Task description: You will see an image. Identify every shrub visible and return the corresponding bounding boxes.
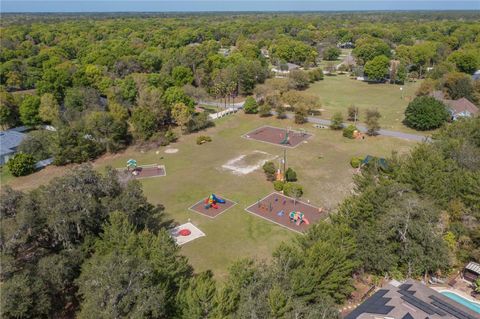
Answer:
[243,97,258,114]
[404,96,450,130]
[283,182,303,198]
[343,125,357,139]
[330,112,344,130]
[294,108,308,124]
[323,46,341,61]
[350,157,363,168]
[262,161,276,181]
[365,109,381,136]
[185,112,214,133]
[285,167,297,182]
[308,68,324,82]
[196,135,212,145]
[273,180,285,191]
[7,153,36,177]
[165,130,177,143]
[258,103,272,117]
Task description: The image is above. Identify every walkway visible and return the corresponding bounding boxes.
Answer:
[199,100,429,142]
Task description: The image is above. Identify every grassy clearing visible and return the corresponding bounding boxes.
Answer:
[305,74,424,133]
[5,113,415,278]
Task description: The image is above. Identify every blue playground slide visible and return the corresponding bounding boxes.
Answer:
[212,194,226,203]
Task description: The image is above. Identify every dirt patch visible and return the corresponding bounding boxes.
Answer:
[245,192,327,233]
[165,148,179,154]
[221,150,276,175]
[243,126,312,148]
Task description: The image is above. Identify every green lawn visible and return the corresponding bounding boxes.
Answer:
[305,74,424,133]
[5,113,415,279]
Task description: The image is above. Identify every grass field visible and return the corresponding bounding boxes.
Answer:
[4,113,415,279]
[305,74,423,133]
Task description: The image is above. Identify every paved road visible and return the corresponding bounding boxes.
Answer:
[284,114,429,142]
[200,100,429,142]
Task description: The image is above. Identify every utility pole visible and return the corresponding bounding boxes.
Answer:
[283,149,287,181]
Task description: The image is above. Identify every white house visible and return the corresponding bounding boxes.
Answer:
[0,129,27,165]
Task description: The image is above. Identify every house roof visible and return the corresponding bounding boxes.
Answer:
[444,98,479,116]
[430,91,479,116]
[0,129,26,156]
[465,261,480,275]
[344,279,479,319]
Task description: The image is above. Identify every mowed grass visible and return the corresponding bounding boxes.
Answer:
[305,74,423,133]
[5,113,415,279]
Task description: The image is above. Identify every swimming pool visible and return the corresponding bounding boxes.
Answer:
[440,291,480,314]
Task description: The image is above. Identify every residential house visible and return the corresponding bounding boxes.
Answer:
[344,279,479,319]
[271,62,300,76]
[472,70,480,81]
[463,262,480,283]
[0,129,27,165]
[431,91,479,120]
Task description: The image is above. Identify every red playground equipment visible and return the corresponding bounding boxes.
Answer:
[289,211,310,226]
[178,229,191,236]
[204,194,226,209]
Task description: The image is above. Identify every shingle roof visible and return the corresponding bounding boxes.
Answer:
[0,130,26,156]
[444,98,479,116]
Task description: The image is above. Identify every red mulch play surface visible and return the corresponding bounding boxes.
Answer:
[117,165,166,181]
[243,126,312,148]
[245,192,327,233]
[189,195,237,218]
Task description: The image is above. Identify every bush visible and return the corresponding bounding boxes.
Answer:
[323,46,341,61]
[196,135,212,145]
[330,112,344,130]
[308,68,324,82]
[165,130,177,143]
[7,153,36,177]
[350,157,363,168]
[343,125,357,139]
[283,182,303,198]
[273,180,285,191]
[285,167,297,182]
[258,103,272,117]
[185,112,214,133]
[404,96,450,130]
[243,97,258,114]
[294,108,308,124]
[262,161,276,181]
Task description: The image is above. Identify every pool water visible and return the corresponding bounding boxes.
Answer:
[441,291,480,314]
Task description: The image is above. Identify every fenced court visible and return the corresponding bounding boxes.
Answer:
[245,192,327,233]
[242,125,312,148]
[116,164,166,182]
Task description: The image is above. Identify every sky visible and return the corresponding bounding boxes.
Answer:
[1,0,479,13]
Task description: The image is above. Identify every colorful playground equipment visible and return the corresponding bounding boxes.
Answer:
[280,129,290,145]
[204,194,226,209]
[127,159,137,170]
[289,211,310,226]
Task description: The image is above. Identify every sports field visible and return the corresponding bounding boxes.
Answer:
[305,74,423,133]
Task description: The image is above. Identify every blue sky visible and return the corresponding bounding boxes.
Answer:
[1,1,479,13]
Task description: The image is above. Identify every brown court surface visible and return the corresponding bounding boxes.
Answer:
[117,164,166,181]
[189,195,237,218]
[245,192,327,233]
[243,126,312,148]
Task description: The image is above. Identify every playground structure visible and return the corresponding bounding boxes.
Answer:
[245,192,326,233]
[170,222,205,246]
[189,194,237,218]
[243,125,313,148]
[204,194,226,209]
[280,128,290,145]
[289,211,310,226]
